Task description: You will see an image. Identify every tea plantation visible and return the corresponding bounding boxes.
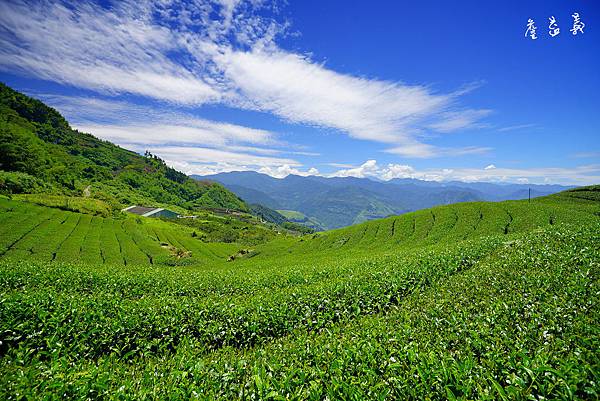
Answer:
[0,187,599,400]
[0,197,240,267]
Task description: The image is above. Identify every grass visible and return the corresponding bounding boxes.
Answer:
[277,210,306,220]
[12,193,113,217]
[277,209,325,231]
[0,188,598,399]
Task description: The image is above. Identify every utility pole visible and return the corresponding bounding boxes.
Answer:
[528,188,531,203]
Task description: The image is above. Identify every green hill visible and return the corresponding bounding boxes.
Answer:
[0,83,247,212]
[0,186,598,399]
[249,203,288,225]
[277,209,326,231]
[286,186,600,254]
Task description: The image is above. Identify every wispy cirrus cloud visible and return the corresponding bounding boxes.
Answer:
[0,1,220,103]
[215,48,488,146]
[145,146,298,167]
[77,123,274,148]
[0,0,491,158]
[497,123,538,132]
[427,109,492,133]
[571,151,600,159]
[42,95,278,147]
[385,143,491,158]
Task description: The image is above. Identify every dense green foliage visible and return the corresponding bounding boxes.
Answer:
[12,194,113,217]
[169,210,280,246]
[0,171,50,195]
[563,184,600,202]
[249,203,288,225]
[0,83,247,212]
[281,221,315,234]
[0,188,598,399]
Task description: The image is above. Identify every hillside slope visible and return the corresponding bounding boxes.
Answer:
[0,195,287,267]
[2,185,597,267]
[0,187,598,399]
[299,186,599,252]
[0,83,247,212]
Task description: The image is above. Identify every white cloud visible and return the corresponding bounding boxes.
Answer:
[165,160,252,177]
[484,164,496,170]
[329,160,379,178]
[217,49,487,144]
[94,122,310,177]
[572,151,600,159]
[331,160,421,180]
[0,0,492,158]
[168,160,320,178]
[258,165,320,179]
[380,164,419,181]
[146,145,300,176]
[39,94,315,176]
[289,151,321,157]
[187,159,600,184]
[497,123,537,132]
[152,146,297,166]
[77,122,275,148]
[42,93,316,153]
[43,95,274,145]
[327,163,355,168]
[428,109,492,133]
[385,143,491,158]
[0,1,219,104]
[330,160,600,185]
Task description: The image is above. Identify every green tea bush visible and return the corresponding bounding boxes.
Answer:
[0,189,598,399]
[0,171,49,194]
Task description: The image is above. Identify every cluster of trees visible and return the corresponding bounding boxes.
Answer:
[177,215,277,245]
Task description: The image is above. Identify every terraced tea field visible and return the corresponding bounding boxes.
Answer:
[0,187,599,400]
[0,198,238,266]
[2,189,597,267]
[304,197,594,252]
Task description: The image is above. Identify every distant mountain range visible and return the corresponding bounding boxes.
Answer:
[194,171,572,230]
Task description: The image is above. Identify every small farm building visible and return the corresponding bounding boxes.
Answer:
[122,206,179,218]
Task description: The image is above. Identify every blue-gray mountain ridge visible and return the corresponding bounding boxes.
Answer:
[195,171,571,230]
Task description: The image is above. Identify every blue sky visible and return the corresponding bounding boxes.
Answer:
[0,0,598,184]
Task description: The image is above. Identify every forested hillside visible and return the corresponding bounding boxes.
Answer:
[0,83,247,212]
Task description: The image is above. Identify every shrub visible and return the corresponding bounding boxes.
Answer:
[0,170,48,194]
